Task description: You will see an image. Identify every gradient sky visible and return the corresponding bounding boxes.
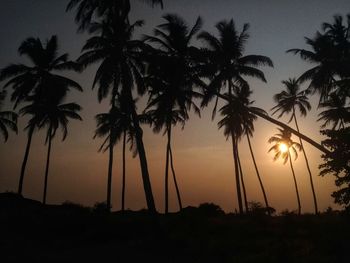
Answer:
[0,0,349,213]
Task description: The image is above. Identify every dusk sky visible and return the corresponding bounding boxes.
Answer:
[1,0,349,213]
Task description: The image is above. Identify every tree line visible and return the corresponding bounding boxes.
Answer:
[0,0,349,214]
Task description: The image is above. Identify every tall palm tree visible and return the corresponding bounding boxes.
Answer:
[78,16,156,212]
[0,90,17,142]
[20,99,82,205]
[94,97,132,211]
[144,14,203,213]
[318,92,350,130]
[0,36,82,195]
[268,128,302,215]
[271,78,318,214]
[199,19,273,214]
[238,86,270,211]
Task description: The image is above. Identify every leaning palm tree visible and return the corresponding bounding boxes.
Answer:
[0,90,17,142]
[20,99,82,205]
[318,92,350,130]
[144,14,203,213]
[198,19,273,214]
[271,78,318,214]
[94,97,132,211]
[78,16,156,212]
[268,128,302,215]
[0,36,82,195]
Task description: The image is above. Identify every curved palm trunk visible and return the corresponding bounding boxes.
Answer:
[293,111,318,214]
[231,133,243,214]
[169,145,183,211]
[18,125,35,195]
[288,151,301,215]
[121,129,126,211]
[246,134,270,210]
[106,133,114,211]
[237,146,248,213]
[164,125,171,214]
[43,128,53,205]
[212,91,329,154]
[127,91,156,213]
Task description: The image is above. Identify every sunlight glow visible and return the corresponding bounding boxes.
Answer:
[279,143,289,153]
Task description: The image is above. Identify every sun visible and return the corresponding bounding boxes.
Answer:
[279,142,289,153]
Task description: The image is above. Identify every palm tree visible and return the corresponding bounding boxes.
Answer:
[78,15,156,212]
[271,78,318,214]
[94,97,132,211]
[20,98,82,205]
[0,36,82,195]
[318,92,350,130]
[199,19,273,214]
[268,128,302,215]
[287,14,350,103]
[144,14,203,213]
[0,90,17,142]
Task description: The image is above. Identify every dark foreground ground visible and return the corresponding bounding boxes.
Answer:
[1,193,349,263]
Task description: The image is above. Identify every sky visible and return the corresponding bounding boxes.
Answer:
[0,0,349,213]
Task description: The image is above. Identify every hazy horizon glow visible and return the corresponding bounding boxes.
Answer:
[1,0,349,213]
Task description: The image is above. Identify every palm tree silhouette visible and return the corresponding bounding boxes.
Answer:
[287,14,350,103]
[0,91,17,142]
[66,0,163,32]
[94,97,132,211]
[144,14,203,213]
[20,98,82,205]
[268,128,302,215]
[78,14,157,212]
[0,36,82,195]
[318,92,350,130]
[199,19,273,214]
[271,78,318,214]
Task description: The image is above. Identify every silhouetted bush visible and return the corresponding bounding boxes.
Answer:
[248,201,276,216]
[197,203,225,217]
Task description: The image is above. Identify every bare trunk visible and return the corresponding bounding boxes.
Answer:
[169,145,183,211]
[246,134,269,210]
[293,110,318,214]
[231,133,243,214]
[121,129,126,211]
[164,125,171,214]
[106,133,114,211]
[236,145,248,213]
[289,151,301,215]
[18,125,35,195]
[127,91,156,213]
[43,128,52,205]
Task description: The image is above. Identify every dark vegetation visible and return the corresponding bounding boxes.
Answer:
[1,192,349,262]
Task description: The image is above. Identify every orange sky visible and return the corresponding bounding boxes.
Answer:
[0,0,347,213]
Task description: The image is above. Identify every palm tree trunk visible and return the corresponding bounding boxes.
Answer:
[212,90,329,154]
[106,133,114,211]
[164,125,171,214]
[236,146,249,213]
[246,134,270,210]
[293,111,318,214]
[288,151,301,215]
[18,125,35,195]
[127,91,156,213]
[169,145,183,211]
[121,129,126,211]
[43,128,52,205]
[231,133,243,214]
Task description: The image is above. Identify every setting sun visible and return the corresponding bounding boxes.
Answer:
[279,143,289,153]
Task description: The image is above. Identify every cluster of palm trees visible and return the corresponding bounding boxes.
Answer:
[0,0,348,213]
